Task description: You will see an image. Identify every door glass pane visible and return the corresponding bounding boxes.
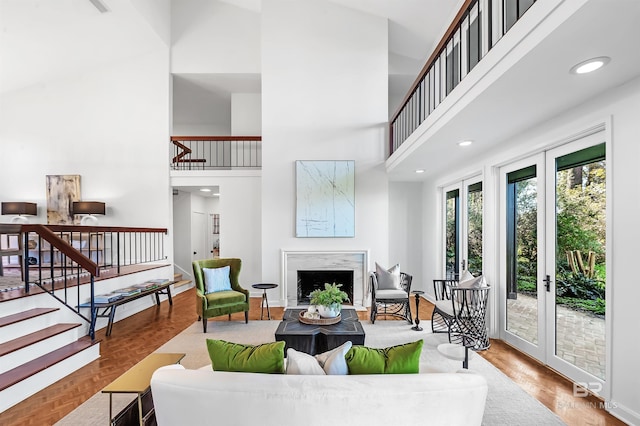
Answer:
[506,171,538,345]
[555,147,606,379]
[467,182,483,275]
[445,189,460,279]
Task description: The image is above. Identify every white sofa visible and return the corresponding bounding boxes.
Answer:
[150,365,488,426]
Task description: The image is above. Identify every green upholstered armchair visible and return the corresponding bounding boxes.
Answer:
[193,258,250,332]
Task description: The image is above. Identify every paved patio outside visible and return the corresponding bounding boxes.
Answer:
[507,293,605,379]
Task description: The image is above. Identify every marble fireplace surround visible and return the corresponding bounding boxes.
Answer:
[281,250,369,309]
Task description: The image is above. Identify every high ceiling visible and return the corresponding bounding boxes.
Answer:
[385,0,640,181]
[214,0,462,102]
[3,0,639,183]
[0,0,460,106]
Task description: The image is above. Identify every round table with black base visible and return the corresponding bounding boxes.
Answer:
[411,290,425,331]
[252,283,278,320]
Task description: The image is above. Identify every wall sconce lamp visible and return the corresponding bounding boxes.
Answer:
[1,202,38,223]
[72,201,106,225]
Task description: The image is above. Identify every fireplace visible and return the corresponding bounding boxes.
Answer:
[282,250,368,309]
[297,270,354,305]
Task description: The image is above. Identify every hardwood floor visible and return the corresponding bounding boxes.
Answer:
[0,288,625,425]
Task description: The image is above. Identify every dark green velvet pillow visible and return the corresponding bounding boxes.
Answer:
[345,339,423,374]
[206,339,285,374]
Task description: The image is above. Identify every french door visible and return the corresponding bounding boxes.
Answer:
[443,176,483,278]
[499,133,607,392]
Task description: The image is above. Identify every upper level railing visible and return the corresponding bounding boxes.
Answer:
[171,136,262,170]
[1,224,168,339]
[389,0,537,155]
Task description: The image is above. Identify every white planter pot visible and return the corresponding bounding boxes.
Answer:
[317,304,341,318]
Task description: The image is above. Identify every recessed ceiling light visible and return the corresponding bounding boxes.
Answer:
[213,193,220,197]
[570,56,610,75]
[458,140,473,147]
[200,188,211,192]
[415,169,425,174]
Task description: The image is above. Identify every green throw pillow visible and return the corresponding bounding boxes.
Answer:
[345,339,423,374]
[206,339,285,374]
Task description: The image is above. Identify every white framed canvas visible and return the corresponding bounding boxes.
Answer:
[296,160,355,238]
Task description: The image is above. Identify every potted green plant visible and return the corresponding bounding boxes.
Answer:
[309,282,349,318]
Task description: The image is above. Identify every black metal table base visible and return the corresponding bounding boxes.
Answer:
[411,290,425,331]
[252,283,278,320]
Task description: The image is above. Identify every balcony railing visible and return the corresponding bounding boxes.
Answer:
[171,136,262,170]
[3,224,168,339]
[390,0,537,154]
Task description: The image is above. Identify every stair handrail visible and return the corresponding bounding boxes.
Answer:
[172,139,194,164]
[22,224,99,277]
[21,224,100,339]
[4,224,168,340]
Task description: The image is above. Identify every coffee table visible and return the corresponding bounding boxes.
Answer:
[275,308,365,355]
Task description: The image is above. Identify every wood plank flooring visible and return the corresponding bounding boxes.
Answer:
[0,288,624,425]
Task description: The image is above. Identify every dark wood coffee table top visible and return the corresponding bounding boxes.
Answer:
[275,308,365,355]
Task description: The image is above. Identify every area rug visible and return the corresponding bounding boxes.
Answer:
[0,276,24,292]
[57,319,566,425]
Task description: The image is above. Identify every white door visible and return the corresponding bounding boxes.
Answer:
[191,211,208,262]
[499,132,607,394]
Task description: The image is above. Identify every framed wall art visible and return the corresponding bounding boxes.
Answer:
[46,175,81,225]
[295,160,355,238]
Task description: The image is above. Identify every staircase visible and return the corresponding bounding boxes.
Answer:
[0,269,190,413]
[0,295,100,413]
[173,272,191,289]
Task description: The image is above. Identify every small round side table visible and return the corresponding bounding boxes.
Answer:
[252,283,278,320]
[411,290,425,331]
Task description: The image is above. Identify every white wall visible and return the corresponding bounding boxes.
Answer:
[421,75,640,423]
[171,0,261,74]
[131,0,171,45]
[0,50,171,229]
[389,182,424,291]
[231,93,261,135]
[0,39,175,342]
[172,191,192,278]
[172,123,230,136]
[261,0,389,305]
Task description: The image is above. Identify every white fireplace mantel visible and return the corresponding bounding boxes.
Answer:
[281,250,369,310]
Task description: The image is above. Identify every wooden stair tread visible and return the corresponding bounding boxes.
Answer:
[0,308,59,328]
[0,323,81,357]
[173,279,191,288]
[0,336,97,392]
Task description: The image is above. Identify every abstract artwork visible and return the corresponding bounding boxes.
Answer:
[296,160,355,238]
[46,175,81,225]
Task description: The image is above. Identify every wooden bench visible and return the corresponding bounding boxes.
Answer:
[79,280,173,337]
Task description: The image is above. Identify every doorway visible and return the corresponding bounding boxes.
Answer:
[443,176,484,279]
[499,133,607,393]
